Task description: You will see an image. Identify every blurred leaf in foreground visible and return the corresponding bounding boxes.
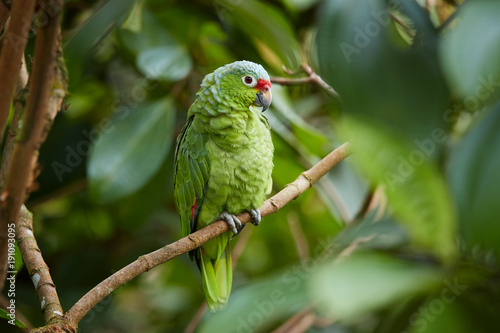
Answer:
[309,252,441,322]
[339,117,456,262]
[440,0,500,102]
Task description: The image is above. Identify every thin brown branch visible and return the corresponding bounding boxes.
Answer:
[63,142,351,328]
[17,206,64,324]
[0,0,36,143]
[390,12,416,38]
[0,0,64,292]
[272,64,340,97]
[272,306,315,333]
[287,212,309,260]
[183,303,207,333]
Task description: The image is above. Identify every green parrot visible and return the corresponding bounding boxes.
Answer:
[174,61,274,311]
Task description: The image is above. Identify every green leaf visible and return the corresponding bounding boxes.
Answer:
[440,0,500,101]
[137,45,192,81]
[316,0,450,141]
[339,117,456,261]
[217,0,301,70]
[0,308,27,328]
[88,98,175,203]
[448,105,500,259]
[309,253,441,322]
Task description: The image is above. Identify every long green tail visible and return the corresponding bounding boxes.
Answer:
[199,244,232,312]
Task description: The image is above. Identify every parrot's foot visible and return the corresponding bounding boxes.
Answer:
[218,211,242,235]
[249,208,261,226]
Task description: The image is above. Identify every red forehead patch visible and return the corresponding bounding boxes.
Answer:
[256,79,271,91]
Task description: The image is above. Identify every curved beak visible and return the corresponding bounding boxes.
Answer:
[254,88,272,112]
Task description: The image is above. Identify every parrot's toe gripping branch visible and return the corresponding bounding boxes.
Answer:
[219,211,242,235]
[249,208,261,226]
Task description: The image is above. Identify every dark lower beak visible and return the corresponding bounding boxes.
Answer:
[255,89,272,112]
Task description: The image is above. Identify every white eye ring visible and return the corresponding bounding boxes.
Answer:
[242,75,257,87]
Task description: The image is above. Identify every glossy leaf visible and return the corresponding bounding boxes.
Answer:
[88,98,175,203]
[137,46,192,81]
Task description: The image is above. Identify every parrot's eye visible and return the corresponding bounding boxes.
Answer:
[242,75,257,87]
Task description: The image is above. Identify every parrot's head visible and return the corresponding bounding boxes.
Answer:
[214,60,272,112]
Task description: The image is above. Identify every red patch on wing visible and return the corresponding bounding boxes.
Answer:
[191,198,198,219]
[256,78,271,91]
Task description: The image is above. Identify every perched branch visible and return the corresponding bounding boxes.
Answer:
[63,142,351,328]
[272,64,339,97]
[17,206,64,324]
[0,0,64,291]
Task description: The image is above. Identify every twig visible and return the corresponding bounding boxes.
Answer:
[63,142,351,328]
[231,225,253,268]
[0,0,63,292]
[390,12,416,38]
[272,64,339,97]
[365,185,387,221]
[17,206,64,324]
[287,212,309,260]
[271,306,315,333]
[0,0,36,144]
[183,303,207,333]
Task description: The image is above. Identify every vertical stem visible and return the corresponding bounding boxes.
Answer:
[0,55,28,188]
[0,0,36,140]
[0,0,63,290]
[0,0,36,290]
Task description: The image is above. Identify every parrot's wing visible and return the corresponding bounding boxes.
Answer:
[174,116,210,237]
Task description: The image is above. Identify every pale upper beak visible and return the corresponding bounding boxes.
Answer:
[255,86,272,111]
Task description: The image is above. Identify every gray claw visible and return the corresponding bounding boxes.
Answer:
[249,208,261,226]
[218,211,242,235]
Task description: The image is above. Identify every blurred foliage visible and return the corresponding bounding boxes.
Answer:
[2,0,500,332]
